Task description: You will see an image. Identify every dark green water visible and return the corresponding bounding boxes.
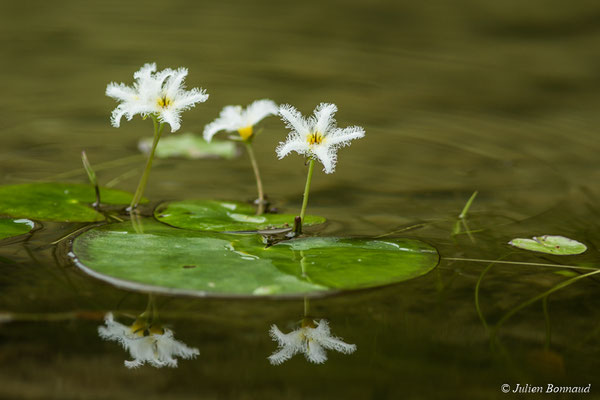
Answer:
[2,0,600,398]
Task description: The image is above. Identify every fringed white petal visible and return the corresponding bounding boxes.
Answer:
[172,87,209,111]
[203,120,229,142]
[268,345,298,365]
[314,103,338,136]
[133,63,157,80]
[306,341,328,364]
[311,145,336,174]
[279,104,309,136]
[320,336,357,354]
[269,324,293,346]
[164,67,188,99]
[158,108,182,132]
[327,126,365,147]
[106,83,137,102]
[276,135,310,159]
[124,359,143,369]
[246,99,278,126]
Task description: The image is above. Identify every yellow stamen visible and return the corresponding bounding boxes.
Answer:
[157,96,172,108]
[307,132,323,145]
[238,126,253,141]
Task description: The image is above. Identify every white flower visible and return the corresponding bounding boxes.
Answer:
[268,319,356,365]
[106,62,209,132]
[98,313,199,368]
[276,103,365,173]
[203,99,279,142]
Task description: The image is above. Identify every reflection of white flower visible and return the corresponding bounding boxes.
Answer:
[276,103,365,173]
[98,313,199,368]
[203,99,278,142]
[106,62,209,132]
[268,319,356,365]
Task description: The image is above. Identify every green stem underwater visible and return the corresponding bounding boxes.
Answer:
[298,158,315,234]
[129,117,164,210]
[245,142,266,215]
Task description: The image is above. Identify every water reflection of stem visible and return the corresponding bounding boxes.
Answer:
[474,261,496,333]
[245,142,265,215]
[542,296,551,350]
[130,117,164,210]
[130,210,144,234]
[298,158,315,234]
[490,269,600,342]
[304,297,310,317]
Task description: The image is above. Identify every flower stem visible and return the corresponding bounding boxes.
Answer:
[245,142,265,215]
[129,117,164,210]
[298,158,315,234]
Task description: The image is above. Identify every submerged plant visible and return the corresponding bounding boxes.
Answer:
[106,62,209,209]
[276,103,365,233]
[268,318,356,365]
[203,99,279,215]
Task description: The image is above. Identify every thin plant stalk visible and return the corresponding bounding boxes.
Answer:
[245,142,266,215]
[459,190,478,219]
[298,158,315,234]
[130,117,165,210]
[81,151,100,208]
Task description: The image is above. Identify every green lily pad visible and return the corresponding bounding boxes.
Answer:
[508,235,587,255]
[139,133,238,160]
[244,236,440,290]
[0,183,142,222]
[71,219,439,297]
[155,200,325,232]
[0,218,34,240]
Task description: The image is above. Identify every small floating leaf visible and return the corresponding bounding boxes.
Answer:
[508,235,587,255]
[138,133,238,160]
[0,218,34,240]
[71,219,439,297]
[155,200,325,232]
[0,183,142,222]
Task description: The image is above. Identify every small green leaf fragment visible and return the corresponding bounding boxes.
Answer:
[509,235,587,255]
[138,133,238,160]
[155,200,326,232]
[0,218,34,240]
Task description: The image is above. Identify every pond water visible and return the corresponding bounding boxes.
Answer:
[2,0,600,398]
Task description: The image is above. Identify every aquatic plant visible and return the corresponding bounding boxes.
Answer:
[203,99,279,215]
[106,62,209,209]
[277,103,364,233]
[268,318,356,364]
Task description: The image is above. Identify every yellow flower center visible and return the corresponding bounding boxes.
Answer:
[307,132,323,145]
[157,96,172,108]
[238,126,254,141]
[130,319,165,337]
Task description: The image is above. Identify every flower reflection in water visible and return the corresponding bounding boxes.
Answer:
[98,297,199,368]
[268,297,356,365]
